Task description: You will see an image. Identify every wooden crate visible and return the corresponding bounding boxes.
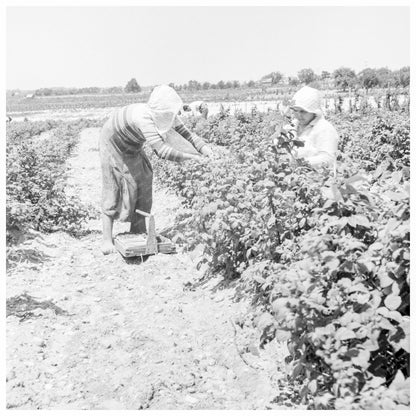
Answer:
[114,209,176,258]
[114,233,176,257]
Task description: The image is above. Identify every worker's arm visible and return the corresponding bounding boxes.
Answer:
[140,120,201,162]
[295,128,338,167]
[173,117,213,158]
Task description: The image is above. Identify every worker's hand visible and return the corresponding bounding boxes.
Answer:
[187,153,203,162]
[200,146,214,159]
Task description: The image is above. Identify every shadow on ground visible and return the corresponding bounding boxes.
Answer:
[6,293,70,322]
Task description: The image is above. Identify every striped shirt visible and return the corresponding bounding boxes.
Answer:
[110,104,207,162]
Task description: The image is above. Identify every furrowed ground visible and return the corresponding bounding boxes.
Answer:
[6,125,294,410]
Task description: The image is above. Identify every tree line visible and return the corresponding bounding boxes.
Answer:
[22,66,409,97]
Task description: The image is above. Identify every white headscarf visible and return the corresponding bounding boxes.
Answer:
[147,85,183,137]
[290,86,323,117]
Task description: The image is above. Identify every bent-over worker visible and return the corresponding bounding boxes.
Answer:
[99,85,213,254]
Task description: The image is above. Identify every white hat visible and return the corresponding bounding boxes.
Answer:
[147,85,183,136]
[290,86,322,115]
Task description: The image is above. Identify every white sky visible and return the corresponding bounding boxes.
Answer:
[5,4,412,89]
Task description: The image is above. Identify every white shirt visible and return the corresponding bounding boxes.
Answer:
[293,115,339,172]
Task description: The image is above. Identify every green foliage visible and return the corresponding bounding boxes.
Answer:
[393,66,410,88]
[6,120,96,244]
[261,71,284,84]
[297,68,317,85]
[152,105,409,409]
[358,68,379,91]
[333,67,357,91]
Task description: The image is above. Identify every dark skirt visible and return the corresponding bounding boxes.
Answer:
[99,119,153,222]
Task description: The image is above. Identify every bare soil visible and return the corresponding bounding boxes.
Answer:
[6,128,293,410]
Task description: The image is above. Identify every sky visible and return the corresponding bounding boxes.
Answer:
[5,4,411,90]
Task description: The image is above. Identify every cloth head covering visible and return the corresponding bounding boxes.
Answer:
[290,86,322,116]
[147,85,183,136]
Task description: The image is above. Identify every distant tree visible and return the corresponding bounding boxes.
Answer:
[79,87,100,94]
[288,76,300,87]
[261,71,283,84]
[298,68,317,85]
[168,82,176,89]
[187,80,201,90]
[375,67,394,88]
[202,82,211,90]
[35,88,53,96]
[393,66,410,87]
[225,81,233,89]
[333,67,357,91]
[217,80,226,89]
[358,68,379,91]
[125,78,141,93]
[232,80,240,88]
[247,80,256,87]
[105,86,123,94]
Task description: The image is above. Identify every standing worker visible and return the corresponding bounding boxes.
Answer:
[183,101,209,119]
[99,85,213,255]
[289,86,339,174]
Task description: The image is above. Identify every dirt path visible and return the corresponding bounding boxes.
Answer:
[6,128,290,410]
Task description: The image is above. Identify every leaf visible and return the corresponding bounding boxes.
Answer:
[377,306,390,318]
[347,217,357,228]
[348,283,368,293]
[331,184,343,202]
[272,298,289,313]
[390,370,406,390]
[299,384,308,399]
[391,171,402,184]
[385,191,408,201]
[370,242,384,251]
[378,274,394,288]
[308,379,318,394]
[322,250,336,261]
[340,261,354,273]
[354,292,370,304]
[391,281,400,295]
[274,329,291,342]
[378,317,396,331]
[262,179,275,188]
[345,174,367,185]
[387,310,403,323]
[357,260,375,274]
[346,241,366,251]
[399,318,410,353]
[367,377,385,389]
[345,349,359,358]
[325,258,340,271]
[337,278,352,288]
[384,294,401,311]
[256,312,274,331]
[292,362,303,378]
[351,349,371,369]
[336,327,356,341]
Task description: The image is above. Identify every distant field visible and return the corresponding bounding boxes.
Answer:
[6,86,409,122]
[5,86,313,113]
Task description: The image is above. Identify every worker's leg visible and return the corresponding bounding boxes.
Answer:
[101,213,115,254]
[130,212,147,234]
[130,154,153,234]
